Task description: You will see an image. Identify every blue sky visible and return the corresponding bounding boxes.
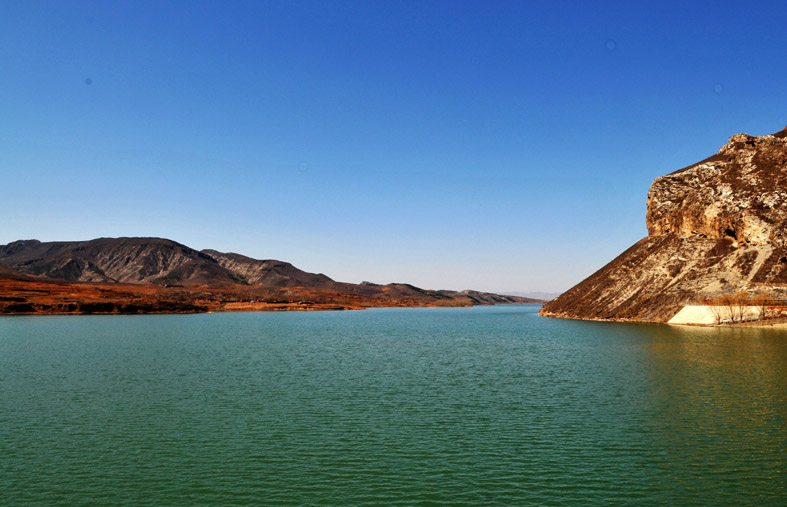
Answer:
[2,0,786,293]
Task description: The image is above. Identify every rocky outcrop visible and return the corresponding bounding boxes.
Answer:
[646,131,787,245]
[540,127,787,323]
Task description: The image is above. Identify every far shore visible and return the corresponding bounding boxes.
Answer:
[0,275,544,316]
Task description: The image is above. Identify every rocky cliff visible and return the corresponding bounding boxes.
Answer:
[540,127,787,322]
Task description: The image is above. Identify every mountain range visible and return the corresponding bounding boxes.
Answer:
[0,237,541,313]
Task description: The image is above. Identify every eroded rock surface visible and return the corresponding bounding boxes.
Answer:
[541,127,787,322]
[202,249,337,288]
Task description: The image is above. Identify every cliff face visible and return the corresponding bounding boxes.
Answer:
[540,128,787,323]
[646,131,787,245]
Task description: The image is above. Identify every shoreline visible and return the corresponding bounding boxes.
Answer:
[538,308,787,328]
[669,319,787,329]
[0,300,541,316]
[0,275,542,316]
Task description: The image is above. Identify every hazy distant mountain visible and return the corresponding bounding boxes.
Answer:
[503,291,561,301]
[438,290,546,305]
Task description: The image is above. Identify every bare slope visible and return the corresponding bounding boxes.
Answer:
[202,249,337,288]
[540,128,787,323]
[0,261,42,281]
[0,237,239,285]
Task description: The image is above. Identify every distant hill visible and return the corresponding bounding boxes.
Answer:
[0,237,239,285]
[503,291,561,301]
[0,237,538,308]
[437,289,545,305]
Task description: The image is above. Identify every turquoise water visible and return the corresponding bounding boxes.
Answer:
[1,305,785,505]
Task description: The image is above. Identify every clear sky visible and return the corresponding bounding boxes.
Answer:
[2,0,786,293]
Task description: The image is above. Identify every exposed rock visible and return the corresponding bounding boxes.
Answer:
[202,249,337,288]
[451,289,538,305]
[0,237,238,285]
[540,127,787,323]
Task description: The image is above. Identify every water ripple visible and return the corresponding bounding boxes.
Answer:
[1,308,785,504]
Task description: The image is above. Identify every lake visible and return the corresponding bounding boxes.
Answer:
[1,305,785,505]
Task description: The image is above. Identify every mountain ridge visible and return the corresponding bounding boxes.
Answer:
[0,237,542,313]
[0,237,240,285]
[201,248,338,289]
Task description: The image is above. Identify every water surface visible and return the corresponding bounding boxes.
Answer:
[1,306,785,504]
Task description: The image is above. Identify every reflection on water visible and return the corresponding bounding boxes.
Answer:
[0,308,785,505]
[634,325,787,503]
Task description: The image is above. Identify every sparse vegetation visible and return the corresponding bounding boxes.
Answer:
[0,274,529,315]
[700,295,725,324]
[701,290,780,324]
[430,297,473,307]
[753,293,770,319]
